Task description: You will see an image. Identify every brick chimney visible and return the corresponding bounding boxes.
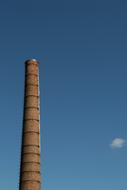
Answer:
[19,59,41,190]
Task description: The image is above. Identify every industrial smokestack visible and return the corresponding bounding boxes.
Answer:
[19,59,41,190]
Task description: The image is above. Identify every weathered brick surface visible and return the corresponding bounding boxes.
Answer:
[22,154,40,163]
[24,108,39,120]
[25,98,39,108]
[22,162,40,172]
[21,182,40,190]
[25,86,39,96]
[19,60,41,190]
[23,120,40,132]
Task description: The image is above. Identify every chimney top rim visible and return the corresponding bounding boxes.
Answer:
[25,59,39,64]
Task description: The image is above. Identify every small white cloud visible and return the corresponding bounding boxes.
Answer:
[110,138,126,149]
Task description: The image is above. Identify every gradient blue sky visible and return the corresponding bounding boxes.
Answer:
[0,0,127,189]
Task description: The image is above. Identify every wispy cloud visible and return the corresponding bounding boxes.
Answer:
[110,138,126,149]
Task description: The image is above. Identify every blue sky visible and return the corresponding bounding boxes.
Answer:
[0,0,127,190]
